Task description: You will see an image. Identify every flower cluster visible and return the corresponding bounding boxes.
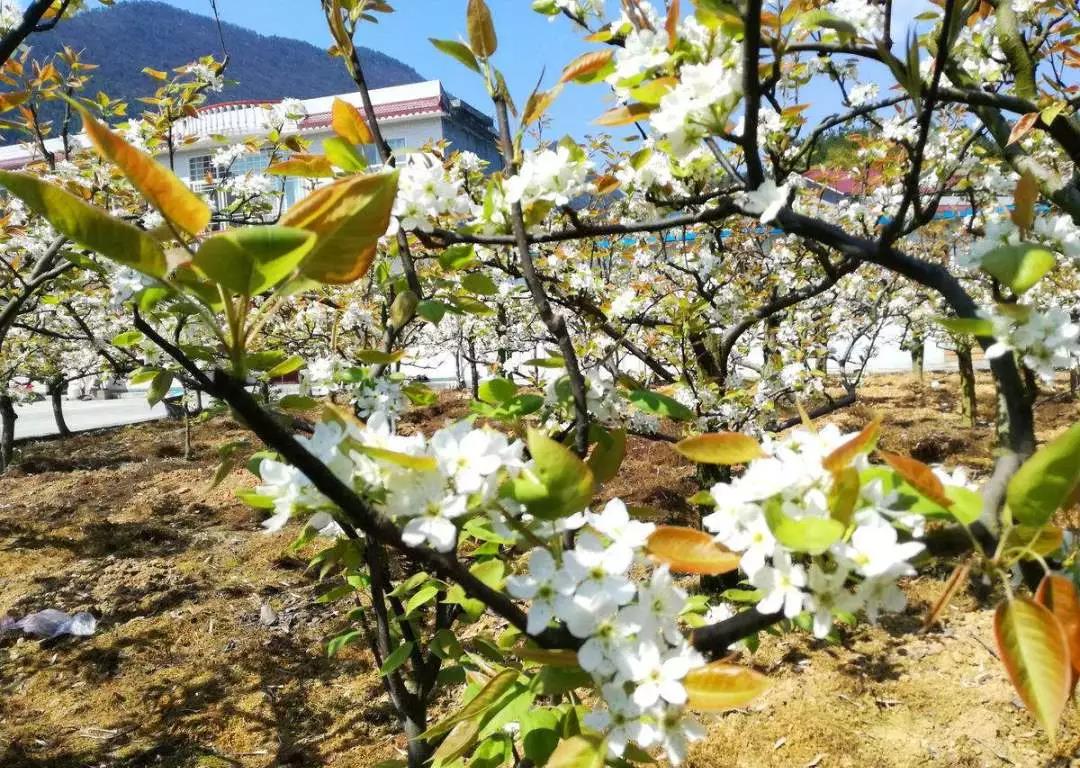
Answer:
[393,153,476,232]
[257,412,523,552]
[505,144,594,208]
[704,425,927,637]
[982,305,1080,382]
[508,499,706,763]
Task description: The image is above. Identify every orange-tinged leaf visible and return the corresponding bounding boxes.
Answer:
[994,597,1071,740]
[0,91,28,112]
[331,98,373,145]
[559,50,613,83]
[76,104,210,236]
[594,174,620,195]
[823,417,881,473]
[666,0,680,51]
[685,662,771,712]
[922,559,971,631]
[1004,524,1065,558]
[1011,170,1039,233]
[878,450,952,508]
[522,85,562,127]
[281,171,398,284]
[1035,574,1080,681]
[267,154,335,178]
[594,102,654,126]
[1008,112,1039,147]
[646,526,740,575]
[674,432,766,465]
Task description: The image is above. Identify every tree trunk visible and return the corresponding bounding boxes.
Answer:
[467,336,479,400]
[1071,367,1078,400]
[497,304,510,378]
[910,332,925,382]
[50,377,71,437]
[0,394,16,472]
[403,713,431,768]
[957,342,977,428]
[182,384,193,461]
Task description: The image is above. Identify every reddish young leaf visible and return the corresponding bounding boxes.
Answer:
[665,0,680,51]
[994,597,1071,740]
[1007,111,1039,147]
[646,526,740,575]
[1035,574,1080,682]
[559,50,613,84]
[594,102,654,126]
[823,417,881,473]
[878,450,953,508]
[685,662,771,712]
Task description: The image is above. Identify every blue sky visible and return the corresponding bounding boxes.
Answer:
[140,0,932,142]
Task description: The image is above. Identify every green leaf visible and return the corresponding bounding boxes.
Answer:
[432,719,479,767]
[478,377,517,404]
[405,584,440,616]
[545,734,606,768]
[266,355,305,379]
[945,484,984,526]
[327,629,364,657]
[764,503,845,555]
[430,38,482,73]
[379,641,414,676]
[354,349,404,365]
[193,226,315,296]
[417,299,451,325]
[278,394,319,412]
[980,244,1057,295]
[461,272,498,295]
[587,427,626,485]
[147,370,174,406]
[935,316,995,337]
[1007,423,1080,527]
[522,356,565,369]
[438,244,477,270]
[323,136,368,172]
[111,330,144,348]
[421,669,520,740]
[0,171,166,278]
[627,389,694,421]
[469,559,505,590]
[510,429,594,520]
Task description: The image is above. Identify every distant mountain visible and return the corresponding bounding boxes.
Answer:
[25,0,423,109]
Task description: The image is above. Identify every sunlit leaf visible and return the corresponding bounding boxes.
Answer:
[430,38,482,73]
[674,432,766,465]
[980,243,1056,295]
[1007,423,1080,527]
[627,389,694,421]
[545,734,606,768]
[267,154,335,178]
[764,504,845,555]
[823,417,881,473]
[77,104,210,236]
[510,429,595,520]
[331,97,374,144]
[994,597,1071,740]
[420,668,519,740]
[193,226,314,295]
[0,171,166,278]
[281,171,399,284]
[587,427,626,485]
[467,0,497,58]
[685,662,771,712]
[1035,574,1080,681]
[646,526,740,575]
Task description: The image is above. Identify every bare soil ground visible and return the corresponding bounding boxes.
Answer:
[0,374,1077,768]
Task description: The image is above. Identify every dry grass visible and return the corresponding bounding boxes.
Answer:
[0,374,1077,767]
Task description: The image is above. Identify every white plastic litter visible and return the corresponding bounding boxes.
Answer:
[0,609,97,639]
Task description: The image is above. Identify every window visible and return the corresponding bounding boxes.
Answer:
[362,137,408,166]
[188,155,214,188]
[229,151,271,176]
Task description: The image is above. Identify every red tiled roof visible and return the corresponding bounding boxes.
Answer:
[299,95,446,130]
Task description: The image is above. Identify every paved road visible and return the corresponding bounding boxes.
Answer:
[14,397,167,440]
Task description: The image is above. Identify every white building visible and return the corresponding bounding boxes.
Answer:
[0,79,502,203]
